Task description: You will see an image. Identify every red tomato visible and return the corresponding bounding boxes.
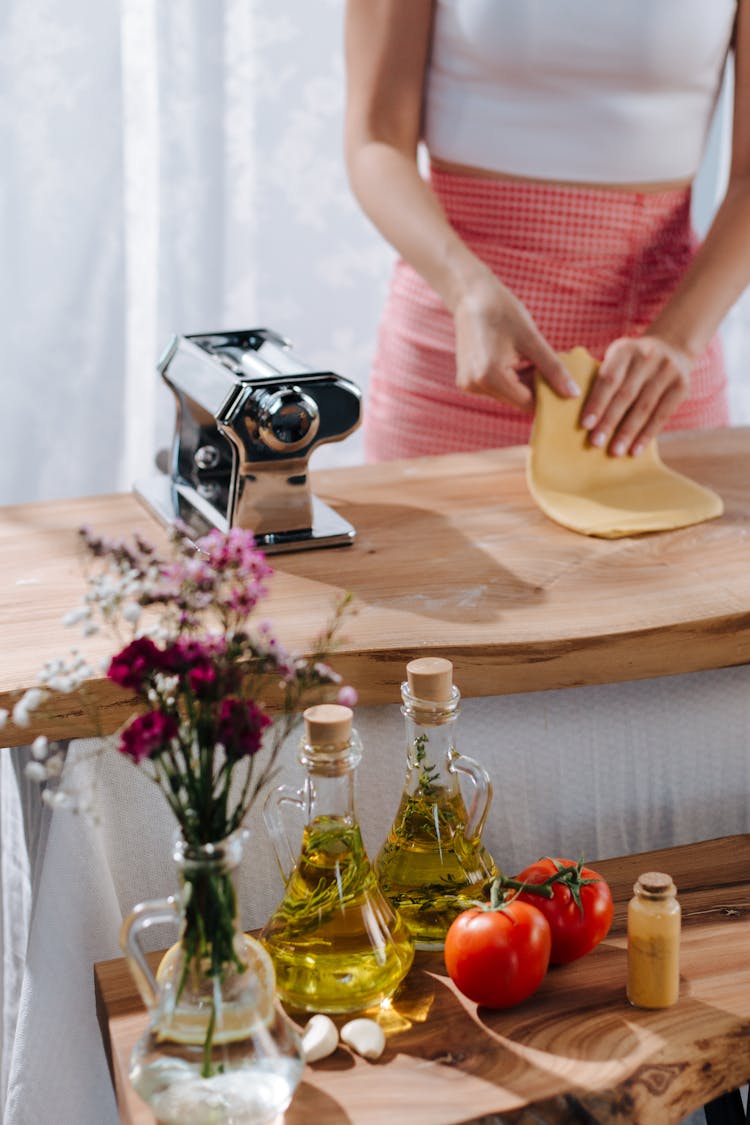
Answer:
[444,900,551,1009]
[513,858,614,964]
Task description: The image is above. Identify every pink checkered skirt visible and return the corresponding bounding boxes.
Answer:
[364,165,729,461]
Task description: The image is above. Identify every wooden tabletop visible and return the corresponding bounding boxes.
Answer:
[94,834,750,1125]
[3,428,750,746]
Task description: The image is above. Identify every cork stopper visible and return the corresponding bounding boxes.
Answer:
[635,871,677,898]
[303,704,352,749]
[406,657,454,702]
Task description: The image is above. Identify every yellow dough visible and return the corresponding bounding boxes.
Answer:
[526,346,724,538]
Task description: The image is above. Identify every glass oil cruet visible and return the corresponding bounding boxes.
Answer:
[376,657,497,949]
[260,703,414,1013]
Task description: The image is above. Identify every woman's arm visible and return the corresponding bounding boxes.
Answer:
[344,0,578,411]
[583,0,750,456]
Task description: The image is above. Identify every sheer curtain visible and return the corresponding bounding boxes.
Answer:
[1,2,748,509]
[0,0,393,510]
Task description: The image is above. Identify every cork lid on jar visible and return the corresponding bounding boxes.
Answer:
[303,704,352,749]
[635,871,677,898]
[406,657,454,702]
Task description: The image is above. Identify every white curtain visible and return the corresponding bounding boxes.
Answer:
[0,0,394,508]
[2,2,749,509]
[2,4,748,512]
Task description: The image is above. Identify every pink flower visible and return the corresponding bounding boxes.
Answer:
[314,661,341,684]
[337,685,358,708]
[118,711,178,763]
[196,529,273,615]
[217,698,271,759]
[108,637,168,691]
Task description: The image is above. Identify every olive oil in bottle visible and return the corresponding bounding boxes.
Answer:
[376,658,497,949]
[260,704,413,1014]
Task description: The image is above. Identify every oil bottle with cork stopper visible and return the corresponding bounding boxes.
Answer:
[260,703,414,1013]
[375,657,497,949]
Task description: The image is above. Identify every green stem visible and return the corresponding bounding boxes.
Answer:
[488,860,600,912]
[202,997,217,1079]
[493,874,555,900]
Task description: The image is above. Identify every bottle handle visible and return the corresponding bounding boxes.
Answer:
[119,896,180,1012]
[450,754,493,842]
[263,783,305,884]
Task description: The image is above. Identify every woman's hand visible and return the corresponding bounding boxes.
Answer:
[582,335,693,456]
[453,276,580,411]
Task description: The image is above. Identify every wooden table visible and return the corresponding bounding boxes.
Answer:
[95,834,750,1125]
[3,428,750,747]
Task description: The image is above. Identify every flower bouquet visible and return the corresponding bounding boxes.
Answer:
[14,523,354,1123]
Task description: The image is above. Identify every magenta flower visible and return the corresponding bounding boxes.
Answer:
[187,662,217,696]
[118,711,178,763]
[217,698,271,759]
[168,637,226,666]
[164,638,224,697]
[108,637,168,691]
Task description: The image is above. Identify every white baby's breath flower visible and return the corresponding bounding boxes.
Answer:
[21,688,45,711]
[62,606,91,627]
[31,735,49,759]
[13,687,48,725]
[24,761,49,782]
[40,658,64,675]
[42,789,74,809]
[48,676,73,693]
[44,753,65,777]
[154,673,179,695]
[12,704,29,727]
[82,622,100,637]
[122,602,141,625]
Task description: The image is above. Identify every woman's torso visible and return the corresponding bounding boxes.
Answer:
[424,0,737,186]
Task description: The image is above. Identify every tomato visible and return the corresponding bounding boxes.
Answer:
[444,900,551,1009]
[513,857,614,964]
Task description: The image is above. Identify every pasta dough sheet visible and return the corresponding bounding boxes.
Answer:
[527,347,724,538]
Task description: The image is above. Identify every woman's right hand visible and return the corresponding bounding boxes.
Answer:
[453,275,580,411]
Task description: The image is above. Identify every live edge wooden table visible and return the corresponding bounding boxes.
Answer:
[94,834,750,1125]
[2,426,750,744]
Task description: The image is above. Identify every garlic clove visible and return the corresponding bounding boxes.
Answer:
[340,1018,386,1060]
[301,1014,339,1063]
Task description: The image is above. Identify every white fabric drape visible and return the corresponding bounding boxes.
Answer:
[1,0,394,509]
[2,2,748,512]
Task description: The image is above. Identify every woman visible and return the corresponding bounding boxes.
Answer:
[344,1,750,461]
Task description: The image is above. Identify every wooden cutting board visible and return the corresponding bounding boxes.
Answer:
[1,427,749,747]
[94,835,750,1125]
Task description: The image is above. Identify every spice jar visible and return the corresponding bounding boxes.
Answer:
[627,871,681,1008]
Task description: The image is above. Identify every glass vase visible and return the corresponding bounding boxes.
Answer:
[121,828,304,1125]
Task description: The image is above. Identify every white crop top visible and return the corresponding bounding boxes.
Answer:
[424,0,737,184]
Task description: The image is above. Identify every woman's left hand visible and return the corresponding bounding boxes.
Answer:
[581,335,693,456]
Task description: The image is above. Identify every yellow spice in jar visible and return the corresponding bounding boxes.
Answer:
[627,871,681,1009]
